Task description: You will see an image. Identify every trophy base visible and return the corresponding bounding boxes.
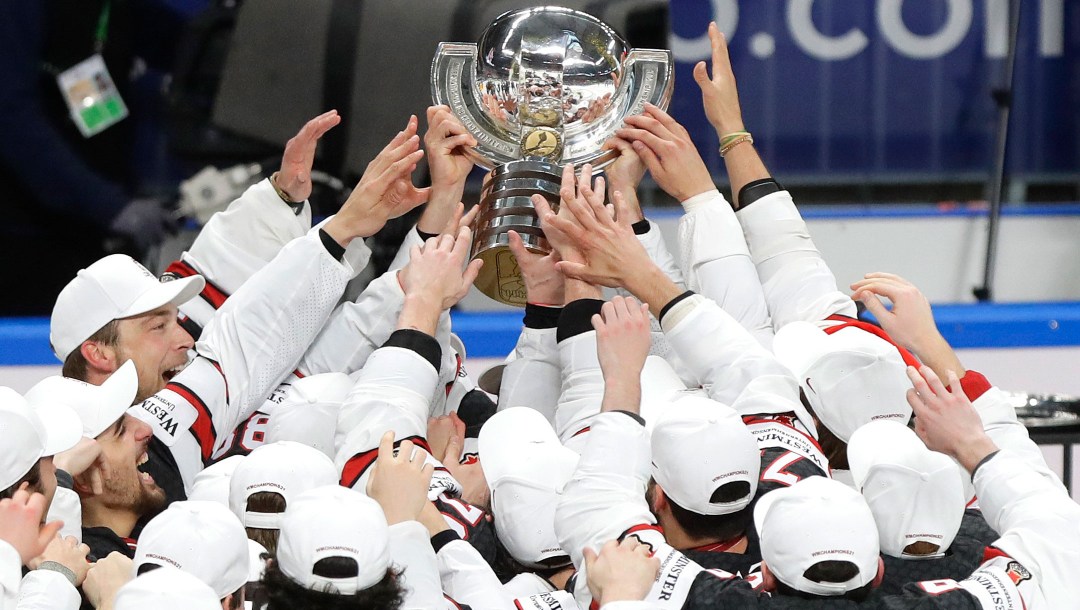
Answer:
[470,159,561,306]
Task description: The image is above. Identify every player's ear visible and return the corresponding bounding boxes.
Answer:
[871,556,885,588]
[649,485,668,513]
[760,562,777,592]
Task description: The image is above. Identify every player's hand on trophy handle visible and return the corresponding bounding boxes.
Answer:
[325,116,428,244]
[508,229,564,306]
[425,105,476,189]
[617,105,715,203]
[905,366,997,473]
[694,22,746,136]
[274,109,341,203]
[600,137,646,223]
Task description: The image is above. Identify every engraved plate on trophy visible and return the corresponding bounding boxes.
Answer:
[432,6,673,306]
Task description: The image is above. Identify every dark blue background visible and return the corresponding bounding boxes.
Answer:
[668,0,1079,180]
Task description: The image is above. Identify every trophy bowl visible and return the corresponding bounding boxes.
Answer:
[432,6,673,305]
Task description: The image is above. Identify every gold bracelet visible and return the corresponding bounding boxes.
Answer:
[269,172,297,204]
[719,134,754,157]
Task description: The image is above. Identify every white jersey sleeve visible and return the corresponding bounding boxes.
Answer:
[553,329,605,450]
[627,218,686,292]
[498,325,561,424]
[132,231,355,490]
[735,190,857,328]
[677,190,773,348]
[434,538,513,610]
[335,337,460,499]
[298,269,405,376]
[388,521,447,610]
[660,294,809,426]
[44,487,80,542]
[555,411,655,571]
[968,382,1066,493]
[0,541,17,610]
[184,178,313,295]
[15,571,80,610]
[971,450,1080,606]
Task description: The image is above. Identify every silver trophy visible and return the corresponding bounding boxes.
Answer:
[432,6,673,305]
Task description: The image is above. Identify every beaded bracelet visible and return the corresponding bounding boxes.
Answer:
[720,133,754,157]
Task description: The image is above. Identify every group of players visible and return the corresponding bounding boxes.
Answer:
[1,21,1077,610]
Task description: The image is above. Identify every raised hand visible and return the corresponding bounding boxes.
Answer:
[536,164,653,288]
[905,366,996,473]
[323,116,430,245]
[693,22,746,136]
[274,109,342,202]
[398,227,484,311]
[593,296,652,384]
[0,488,62,565]
[420,106,478,235]
[584,537,660,607]
[367,431,435,525]
[600,137,646,223]
[508,229,564,305]
[54,437,103,494]
[851,272,965,379]
[616,104,714,203]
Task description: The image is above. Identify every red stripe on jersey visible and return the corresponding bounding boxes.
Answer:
[339,435,432,488]
[958,370,992,402]
[982,545,1012,563]
[571,426,591,437]
[205,358,229,405]
[167,381,217,462]
[122,537,137,552]
[514,601,524,610]
[444,594,464,610]
[164,260,229,309]
[824,314,921,368]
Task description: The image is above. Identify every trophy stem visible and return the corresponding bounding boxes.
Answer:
[470,159,562,306]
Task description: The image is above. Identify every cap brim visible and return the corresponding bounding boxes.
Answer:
[36,403,83,456]
[94,360,140,436]
[121,275,205,320]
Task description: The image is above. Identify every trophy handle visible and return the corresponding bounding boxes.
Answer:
[431,43,520,170]
[560,48,675,170]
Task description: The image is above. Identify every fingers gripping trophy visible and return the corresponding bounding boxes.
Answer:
[432,6,673,305]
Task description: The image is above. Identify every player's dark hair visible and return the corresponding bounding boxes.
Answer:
[648,479,751,543]
[0,462,43,499]
[261,559,404,610]
[245,491,287,555]
[774,560,874,601]
[800,389,849,469]
[61,320,120,381]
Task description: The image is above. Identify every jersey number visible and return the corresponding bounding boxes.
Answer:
[762,451,805,486]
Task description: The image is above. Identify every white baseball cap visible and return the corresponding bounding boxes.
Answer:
[50,254,205,362]
[479,407,579,568]
[114,565,221,610]
[754,476,880,596]
[0,388,48,491]
[188,455,245,505]
[229,441,339,530]
[265,373,354,458]
[650,396,760,515]
[773,322,913,442]
[276,485,391,594]
[3,386,82,459]
[24,360,139,439]
[134,500,249,598]
[847,421,965,558]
